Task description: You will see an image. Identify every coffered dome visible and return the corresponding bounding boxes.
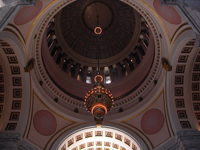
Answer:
[55,0,140,61]
[38,0,160,116]
[2,0,199,149]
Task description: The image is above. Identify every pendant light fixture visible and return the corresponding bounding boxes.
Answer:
[84,10,114,125]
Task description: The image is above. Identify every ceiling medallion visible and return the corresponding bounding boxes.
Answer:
[84,12,114,125]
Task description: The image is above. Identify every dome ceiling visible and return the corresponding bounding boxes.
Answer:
[40,0,157,112]
[2,0,200,149]
[55,0,139,60]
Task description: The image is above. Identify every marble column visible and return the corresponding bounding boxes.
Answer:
[53,48,61,61]
[47,22,55,33]
[65,60,73,75]
[123,59,131,74]
[47,32,55,44]
[116,63,123,79]
[160,0,200,47]
[140,40,148,53]
[142,32,149,42]
[73,64,80,79]
[158,130,200,150]
[130,53,138,68]
[49,40,57,53]
[177,130,200,149]
[0,0,36,33]
[0,132,37,150]
[59,55,66,68]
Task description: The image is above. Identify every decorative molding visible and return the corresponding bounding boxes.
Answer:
[191,53,200,126]
[162,57,172,71]
[0,40,23,132]
[176,65,185,73]
[24,58,35,72]
[173,40,195,129]
[175,99,185,108]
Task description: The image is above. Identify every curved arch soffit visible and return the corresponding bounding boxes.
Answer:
[167,29,197,132]
[0,30,31,134]
[49,124,149,150]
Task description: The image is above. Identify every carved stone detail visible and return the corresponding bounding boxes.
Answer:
[162,57,172,71]
[24,58,35,72]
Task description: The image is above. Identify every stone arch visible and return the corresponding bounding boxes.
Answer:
[167,29,198,132]
[49,123,149,150]
[0,30,31,134]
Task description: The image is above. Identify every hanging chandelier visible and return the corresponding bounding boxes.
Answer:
[84,12,114,125]
[84,74,114,124]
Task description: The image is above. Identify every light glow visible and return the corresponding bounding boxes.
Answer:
[91,104,108,114]
[57,127,142,150]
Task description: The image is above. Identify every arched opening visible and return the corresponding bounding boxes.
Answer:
[57,126,142,150]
